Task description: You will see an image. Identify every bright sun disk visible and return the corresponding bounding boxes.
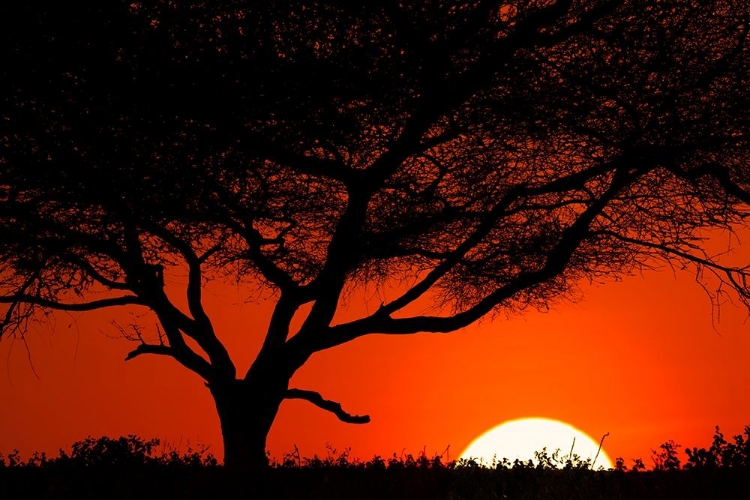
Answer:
[459,418,613,469]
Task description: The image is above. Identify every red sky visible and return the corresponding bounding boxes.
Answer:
[1,239,749,467]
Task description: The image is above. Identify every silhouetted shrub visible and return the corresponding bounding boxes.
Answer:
[651,440,682,471]
[3,428,750,499]
[0,435,217,469]
[685,425,750,469]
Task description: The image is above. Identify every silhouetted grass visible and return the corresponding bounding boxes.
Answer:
[2,426,749,499]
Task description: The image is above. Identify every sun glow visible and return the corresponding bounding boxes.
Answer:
[460,418,613,469]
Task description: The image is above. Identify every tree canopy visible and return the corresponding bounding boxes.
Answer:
[1,0,749,468]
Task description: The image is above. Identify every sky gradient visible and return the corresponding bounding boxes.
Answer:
[2,233,748,467]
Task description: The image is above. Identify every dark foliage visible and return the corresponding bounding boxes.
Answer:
[2,430,750,499]
[0,435,217,469]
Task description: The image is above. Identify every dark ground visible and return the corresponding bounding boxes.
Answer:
[2,466,749,500]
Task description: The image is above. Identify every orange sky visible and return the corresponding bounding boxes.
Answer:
[1,245,749,468]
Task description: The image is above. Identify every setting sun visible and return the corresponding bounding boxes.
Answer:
[460,418,613,469]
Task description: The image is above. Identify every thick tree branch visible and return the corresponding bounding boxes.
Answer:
[123,339,216,382]
[243,229,302,292]
[298,195,370,335]
[146,320,216,381]
[150,290,236,381]
[262,293,302,349]
[285,388,370,424]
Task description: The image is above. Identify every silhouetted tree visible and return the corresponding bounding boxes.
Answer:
[1,1,749,469]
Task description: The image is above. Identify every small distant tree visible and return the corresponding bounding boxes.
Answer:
[652,440,682,471]
[1,1,749,469]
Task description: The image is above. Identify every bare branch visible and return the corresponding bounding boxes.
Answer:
[665,163,750,207]
[65,256,130,291]
[124,343,173,361]
[249,132,356,185]
[596,230,750,300]
[0,294,145,311]
[150,322,215,381]
[285,388,370,424]
[197,242,223,264]
[230,221,302,292]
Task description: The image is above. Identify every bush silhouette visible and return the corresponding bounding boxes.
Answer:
[685,425,750,470]
[2,428,750,499]
[0,435,217,469]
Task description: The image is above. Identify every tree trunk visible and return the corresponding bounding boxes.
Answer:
[209,379,285,470]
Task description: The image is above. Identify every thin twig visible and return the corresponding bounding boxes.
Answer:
[593,432,610,469]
